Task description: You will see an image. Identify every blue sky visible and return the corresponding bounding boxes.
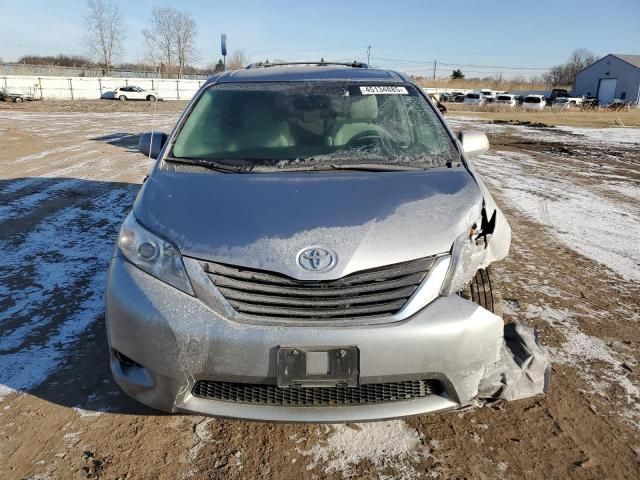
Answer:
[2,0,639,78]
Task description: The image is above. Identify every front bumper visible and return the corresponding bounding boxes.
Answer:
[106,256,504,422]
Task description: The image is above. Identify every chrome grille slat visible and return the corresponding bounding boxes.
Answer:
[209,271,426,297]
[192,379,442,406]
[219,285,417,308]
[204,257,434,287]
[202,257,434,320]
[227,298,408,318]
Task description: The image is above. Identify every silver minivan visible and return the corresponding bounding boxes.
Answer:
[106,62,517,422]
[463,92,487,106]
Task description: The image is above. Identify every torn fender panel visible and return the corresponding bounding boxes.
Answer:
[463,152,513,265]
[443,204,512,296]
[483,207,512,265]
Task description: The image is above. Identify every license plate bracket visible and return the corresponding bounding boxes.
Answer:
[277,347,359,388]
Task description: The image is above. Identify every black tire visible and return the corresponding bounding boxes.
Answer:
[14,97,23,103]
[119,95,127,101]
[460,267,503,316]
[147,95,157,102]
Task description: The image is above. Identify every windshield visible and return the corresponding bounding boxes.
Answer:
[466,93,480,99]
[496,95,511,101]
[170,82,457,171]
[524,96,541,103]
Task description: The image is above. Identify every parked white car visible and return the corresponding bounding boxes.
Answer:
[463,92,486,106]
[522,95,546,111]
[495,94,517,107]
[101,86,161,101]
[552,97,583,109]
[480,89,496,103]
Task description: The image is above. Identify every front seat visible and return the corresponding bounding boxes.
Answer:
[229,99,293,151]
[331,95,383,147]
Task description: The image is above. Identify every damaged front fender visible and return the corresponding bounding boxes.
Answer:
[442,202,512,296]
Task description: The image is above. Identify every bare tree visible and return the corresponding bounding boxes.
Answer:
[143,8,175,77]
[143,34,162,75]
[83,0,125,75]
[227,50,248,70]
[143,7,199,78]
[566,48,597,75]
[174,11,198,78]
[543,48,597,87]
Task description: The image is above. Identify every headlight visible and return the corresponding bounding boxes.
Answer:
[440,221,486,296]
[117,212,194,295]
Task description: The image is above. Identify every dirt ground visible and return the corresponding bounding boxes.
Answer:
[0,98,189,114]
[446,103,640,127]
[1,101,639,480]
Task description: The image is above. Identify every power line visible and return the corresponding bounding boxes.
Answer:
[369,46,569,59]
[378,63,546,76]
[373,56,553,70]
[440,63,551,71]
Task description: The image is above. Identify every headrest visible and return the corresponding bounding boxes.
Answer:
[243,99,272,129]
[349,96,378,122]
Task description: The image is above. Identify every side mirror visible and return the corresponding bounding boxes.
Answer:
[138,132,168,159]
[458,131,489,157]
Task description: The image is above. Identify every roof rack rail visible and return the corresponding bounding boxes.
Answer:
[246,60,369,69]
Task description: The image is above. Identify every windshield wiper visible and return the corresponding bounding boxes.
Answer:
[266,163,426,173]
[326,163,425,172]
[166,157,250,173]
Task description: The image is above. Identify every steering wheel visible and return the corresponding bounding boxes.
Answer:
[342,129,400,153]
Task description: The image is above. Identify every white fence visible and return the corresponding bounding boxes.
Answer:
[1,75,206,100]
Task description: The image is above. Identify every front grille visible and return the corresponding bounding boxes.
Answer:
[192,379,441,407]
[201,257,434,319]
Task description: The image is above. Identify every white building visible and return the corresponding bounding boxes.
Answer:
[573,54,640,105]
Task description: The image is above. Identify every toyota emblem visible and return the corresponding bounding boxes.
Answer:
[297,247,336,272]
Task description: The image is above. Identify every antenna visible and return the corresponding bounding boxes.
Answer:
[147,91,158,171]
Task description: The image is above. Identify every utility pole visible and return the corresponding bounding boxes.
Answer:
[433,59,437,80]
[367,45,371,65]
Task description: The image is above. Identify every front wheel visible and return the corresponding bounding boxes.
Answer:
[147,95,157,102]
[460,267,502,316]
[14,97,23,103]
[119,95,127,101]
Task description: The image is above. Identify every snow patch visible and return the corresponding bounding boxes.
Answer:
[298,420,433,478]
[447,115,640,147]
[556,125,640,146]
[476,150,640,282]
[0,188,136,399]
[183,418,214,478]
[525,304,640,423]
[187,418,213,461]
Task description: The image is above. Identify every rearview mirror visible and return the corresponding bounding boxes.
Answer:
[458,131,489,157]
[138,132,168,159]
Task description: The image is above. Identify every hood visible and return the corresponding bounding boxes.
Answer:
[134,165,483,280]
